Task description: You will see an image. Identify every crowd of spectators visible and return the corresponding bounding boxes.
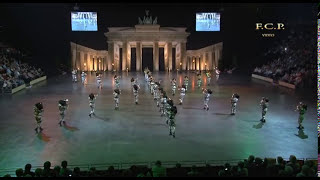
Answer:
[253,27,316,88]
[2,155,317,177]
[0,47,44,93]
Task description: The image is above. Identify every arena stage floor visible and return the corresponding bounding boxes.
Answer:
[0,71,317,173]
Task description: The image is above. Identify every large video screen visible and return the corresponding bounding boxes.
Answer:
[71,12,98,31]
[196,13,220,31]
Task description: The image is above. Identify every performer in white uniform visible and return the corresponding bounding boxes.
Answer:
[230,93,240,115]
[202,88,212,111]
[178,85,186,105]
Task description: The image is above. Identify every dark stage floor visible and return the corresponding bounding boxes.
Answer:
[0,71,317,174]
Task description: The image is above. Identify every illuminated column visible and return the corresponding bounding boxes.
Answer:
[114,44,120,72]
[202,53,206,70]
[136,41,142,71]
[86,53,90,71]
[79,51,84,71]
[94,56,98,71]
[187,56,190,70]
[153,41,159,71]
[181,42,187,70]
[175,43,180,71]
[164,43,168,70]
[167,42,172,71]
[108,42,114,71]
[196,57,200,70]
[208,52,213,70]
[104,55,108,71]
[122,41,127,71]
[127,44,131,71]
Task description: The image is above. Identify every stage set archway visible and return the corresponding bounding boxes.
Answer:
[70,12,223,72]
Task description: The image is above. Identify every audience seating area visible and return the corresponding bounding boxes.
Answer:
[1,155,317,177]
[0,47,45,94]
[253,26,316,89]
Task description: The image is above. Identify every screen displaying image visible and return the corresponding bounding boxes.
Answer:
[71,12,98,31]
[196,12,220,31]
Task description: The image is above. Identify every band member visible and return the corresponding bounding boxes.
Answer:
[133,84,140,105]
[215,69,220,80]
[202,88,213,111]
[89,93,98,117]
[150,78,155,95]
[130,77,135,89]
[144,68,149,82]
[260,97,269,123]
[197,73,202,88]
[168,106,177,138]
[114,75,121,89]
[178,85,186,105]
[113,89,121,110]
[184,76,189,91]
[295,102,308,129]
[171,78,177,96]
[165,98,174,124]
[160,92,168,116]
[58,99,69,126]
[96,73,102,89]
[153,82,159,101]
[230,93,240,115]
[154,83,161,107]
[34,102,44,133]
[206,72,212,85]
[72,69,77,82]
[81,71,87,85]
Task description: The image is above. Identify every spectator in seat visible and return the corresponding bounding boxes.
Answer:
[151,160,167,177]
[42,161,53,177]
[72,167,81,177]
[296,165,310,177]
[35,168,43,177]
[106,166,116,177]
[172,163,187,177]
[187,165,200,177]
[23,163,35,177]
[286,155,301,175]
[237,161,248,177]
[15,168,24,177]
[53,166,61,177]
[59,160,71,177]
[218,163,233,177]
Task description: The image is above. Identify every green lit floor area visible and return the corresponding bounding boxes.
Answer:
[0,72,317,173]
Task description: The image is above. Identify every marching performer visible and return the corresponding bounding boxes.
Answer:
[168,106,178,138]
[260,97,269,123]
[96,73,102,89]
[133,84,140,105]
[171,78,177,96]
[295,102,308,129]
[130,77,135,89]
[113,89,121,110]
[202,88,213,111]
[184,76,189,91]
[81,71,87,85]
[230,93,240,115]
[88,93,98,117]
[206,72,212,85]
[114,75,121,89]
[72,69,77,82]
[160,91,168,116]
[165,99,174,124]
[178,85,186,105]
[197,73,202,88]
[34,102,44,133]
[150,78,155,95]
[58,99,69,126]
[215,69,220,80]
